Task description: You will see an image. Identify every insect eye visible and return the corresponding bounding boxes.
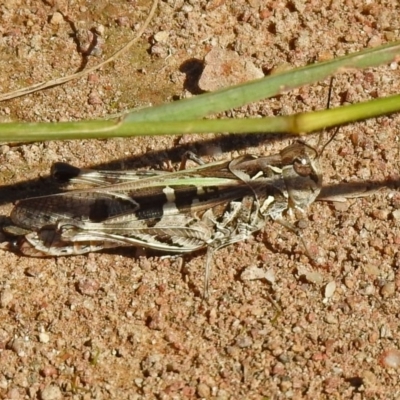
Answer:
[293,157,312,177]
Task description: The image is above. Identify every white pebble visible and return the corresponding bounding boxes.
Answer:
[154,31,169,43]
[50,12,64,25]
[39,332,50,344]
[324,281,336,299]
[41,384,62,400]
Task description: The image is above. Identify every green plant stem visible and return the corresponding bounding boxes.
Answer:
[1,94,399,142]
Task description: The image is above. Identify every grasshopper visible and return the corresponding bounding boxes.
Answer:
[4,141,323,296]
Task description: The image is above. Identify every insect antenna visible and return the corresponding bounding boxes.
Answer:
[317,76,340,157]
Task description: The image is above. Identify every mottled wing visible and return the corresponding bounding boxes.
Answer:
[52,162,166,186]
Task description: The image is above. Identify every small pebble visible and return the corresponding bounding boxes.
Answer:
[116,16,130,26]
[41,366,58,377]
[324,314,338,325]
[39,333,50,344]
[324,281,336,299]
[182,4,194,12]
[0,289,13,308]
[25,265,43,277]
[9,338,27,357]
[147,310,164,330]
[40,384,62,400]
[134,378,143,388]
[361,370,377,388]
[235,335,253,348]
[95,24,105,36]
[1,144,10,154]
[372,209,389,220]
[197,383,211,398]
[154,31,169,43]
[392,210,400,221]
[379,349,400,368]
[88,91,103,105]
[297,266,324,285]
[380,282,395,298]
[364,263,380,277]
[363,285,375,295]
[150,44,169,58]
[241,265,275,283]
[50,12,64,25]
[199,47,263,91]
[6,388,20,399]
[344,276,355,289]
[0,375,7,389]
[333,201,350,212]
[77,278,100,296]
